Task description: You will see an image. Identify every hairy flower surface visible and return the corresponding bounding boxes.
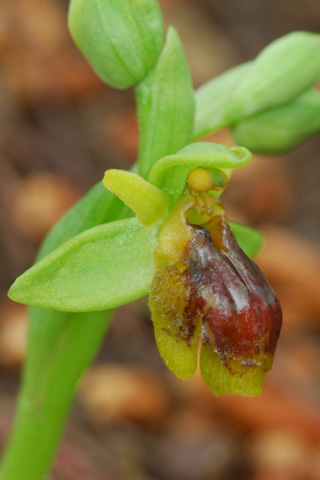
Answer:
[149,171,282,396]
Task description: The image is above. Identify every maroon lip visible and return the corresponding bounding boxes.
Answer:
[149,185,282,393]
[183,223,282,371]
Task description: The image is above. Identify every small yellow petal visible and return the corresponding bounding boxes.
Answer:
[103,169,168,226]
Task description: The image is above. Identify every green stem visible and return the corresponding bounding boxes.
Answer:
[0,308,112,480]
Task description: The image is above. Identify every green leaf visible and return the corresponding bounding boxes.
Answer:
[231,89,320,154]
[9,218,159,312]
[229,221,264,258]
[194,62,251,139]
[148,142,251,208]
[136,26,195,178]
[103,169,168,225]
[228,31,320,121]
[68,0,164,89]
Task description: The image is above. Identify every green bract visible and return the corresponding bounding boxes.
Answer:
[194,31,320,153]
[68,0,164,89]
[231,89,320,154]
[194,62,252,138]
[228,31,320,121]
[8,143,261,313]
[136,27,195,178]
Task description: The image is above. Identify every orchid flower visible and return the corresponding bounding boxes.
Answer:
[8,142,282,396]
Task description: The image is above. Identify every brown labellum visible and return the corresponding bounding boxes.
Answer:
[149,179,282,396]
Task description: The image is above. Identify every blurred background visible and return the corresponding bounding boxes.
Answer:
[0,0,320,479]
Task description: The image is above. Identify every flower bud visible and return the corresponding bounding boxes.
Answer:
[229,31,320,121]
[231,89,320,154]
[68,0,164,89]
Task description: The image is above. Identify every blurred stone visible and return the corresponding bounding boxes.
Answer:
[272,334,320,401]
[255,226,320,329]
[0,0,104,105]
[154,407,244,480]
[202,0,320,59]
[10,173,81,243]
[0,300,27,369]
[248,430,312,480]
[101,108,139,162]
[79,365,170,427]
[53,441,111,480]
[161,2,239,87]
[202,129,293,223]
[224,156,293,224]
[159,0,189,8]
[309,449,320,480]
[186,372,320,441]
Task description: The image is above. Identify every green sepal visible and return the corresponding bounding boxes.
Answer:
[148,142,251,208]
[9,218,159,312]
[194,62,251,139]
[231,89,320,154]
[68,0,164,89]
[229,31,320,121]
[229,221,264,258]
[103,169,168,226]
[136,26,195,178]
